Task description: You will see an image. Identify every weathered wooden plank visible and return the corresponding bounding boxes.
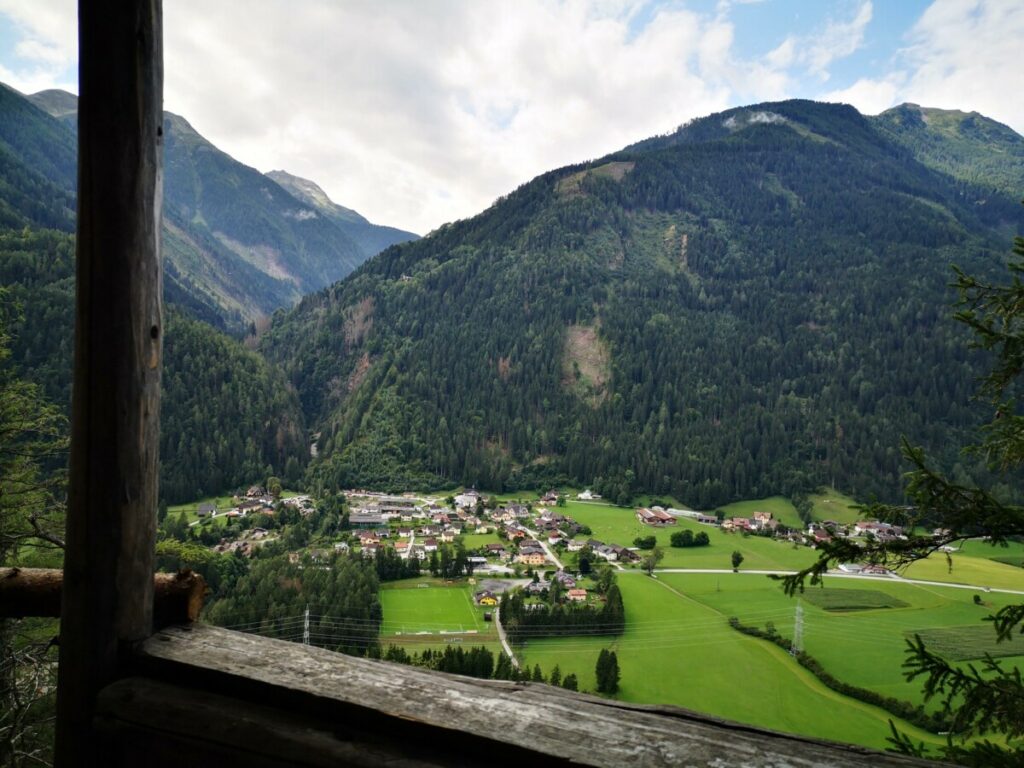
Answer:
[135,624,940,767]
[55,1,163,764]
[0,568,205,626]
[96,678,449,768]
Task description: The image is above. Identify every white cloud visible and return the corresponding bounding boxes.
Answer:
[820,75,903,115]
[805,1,873,80]
[764,2,873,84]
[159,0,750,234]
[816,0,1024,130]
[0,0,75,93]
[0,1,1021,234]
[900,0,1024,127]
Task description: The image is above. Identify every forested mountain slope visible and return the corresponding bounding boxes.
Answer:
[18,86,416,331]
[264,100,1023,507]
[873,103,1024,200]
[0,228,307,503]
[0,83,334,502]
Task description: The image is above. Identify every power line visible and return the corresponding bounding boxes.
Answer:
[791,599,804,656]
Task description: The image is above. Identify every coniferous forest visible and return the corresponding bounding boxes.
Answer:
[2,85,1024,510]
[264,101,1024,507]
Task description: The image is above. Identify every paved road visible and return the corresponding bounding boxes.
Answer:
[644,568,1024,596]
[494,608,519,668]
[520,525,564,569]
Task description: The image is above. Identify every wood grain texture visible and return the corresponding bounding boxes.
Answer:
[129,624,941,768]
[55,1,163,764]
[0,569,206,624]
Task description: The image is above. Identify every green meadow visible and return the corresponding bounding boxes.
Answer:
[168,489,303,526]
[677,573,1024,703]
[514,573,949,751]
[378,578,502,655]
[561,500,818,571]
[168,493,237,526]
[808,489,863,524]
[902,548,1024,591]
[461,532,503,550]
[719,496,803,529]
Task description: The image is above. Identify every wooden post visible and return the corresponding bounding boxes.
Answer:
[55,1,163,764]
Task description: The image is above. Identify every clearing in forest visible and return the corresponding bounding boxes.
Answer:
[562,324,610,404]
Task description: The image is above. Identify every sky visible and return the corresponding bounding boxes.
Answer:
[0,0,1021,235]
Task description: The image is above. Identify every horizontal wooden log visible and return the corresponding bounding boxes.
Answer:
[96,677,450,768]
[127,624,941,768]
[1,568,205,627]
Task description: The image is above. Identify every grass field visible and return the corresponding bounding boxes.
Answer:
[378,578,502,655]
[461,532,502,550]
[516,573,946,751]
[800,588,909,611]
[902,551,1024,591]
[719,496,803,529]
[672,573,1024,704]
[562,500,818,571]
[992,556,1024,568]
[808,489,863,525]
[912,624,1024,661]
[167,494,237,526]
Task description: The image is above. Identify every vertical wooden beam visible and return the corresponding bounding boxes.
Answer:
[55,1,163,763]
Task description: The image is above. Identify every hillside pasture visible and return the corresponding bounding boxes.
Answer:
[911,625,1024,661]
[516,573,945,751]
[719,496,803,530]
[561,500,817,571]
[800,588,909,611]
[808,489,863,525]
[901,551,1024,591]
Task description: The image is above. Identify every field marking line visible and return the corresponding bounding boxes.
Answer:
[461,585,481,630]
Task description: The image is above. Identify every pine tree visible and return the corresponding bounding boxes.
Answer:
[605,651,620,695]
[549,664,562,687]
[532,664,544,683]
[595,649,610,693]
[562,673,578,692]
[785,229,1024,764]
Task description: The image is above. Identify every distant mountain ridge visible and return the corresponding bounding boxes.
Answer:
[263,98,1024,506]
[9,85,417,331]
[266,169,418,264]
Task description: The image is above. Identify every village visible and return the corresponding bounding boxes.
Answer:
[180,484,916,590]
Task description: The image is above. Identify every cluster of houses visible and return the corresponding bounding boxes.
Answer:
[570,538,639,563]
[635,507,677,526]
[525,569,589,602]
[212,526,272,557]
[348,493,494,560]
[474,569,591,607]
[721,510,779,533]
[805,519,906,547]
[196,486,317,522]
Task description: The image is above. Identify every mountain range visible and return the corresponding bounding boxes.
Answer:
[262,99,1024,507]
[3,78,1024,509]
[0,81,408,503]
[4,83,417,332]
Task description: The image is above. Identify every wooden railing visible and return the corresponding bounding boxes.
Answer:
[85,623,942,767]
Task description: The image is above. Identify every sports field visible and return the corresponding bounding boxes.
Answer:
[378,578,503,654]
